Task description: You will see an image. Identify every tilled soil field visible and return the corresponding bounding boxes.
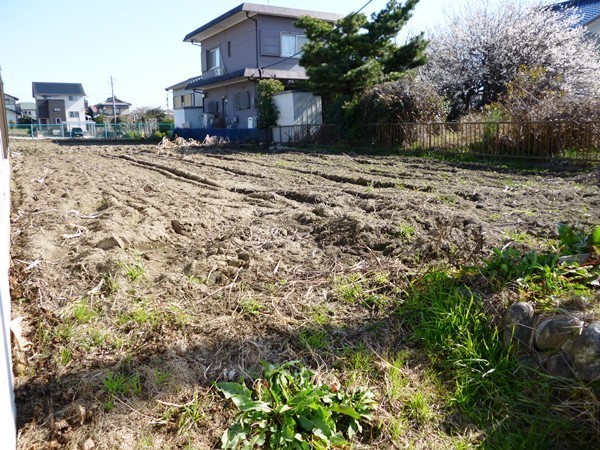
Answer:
[9,140,600,448]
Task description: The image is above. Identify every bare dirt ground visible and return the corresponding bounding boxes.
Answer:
[9,139,600,449]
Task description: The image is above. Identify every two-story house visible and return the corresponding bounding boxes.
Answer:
[3,94,18,125]
[32,82,87,126]
[169,3,339,129]
[94,96,132,117]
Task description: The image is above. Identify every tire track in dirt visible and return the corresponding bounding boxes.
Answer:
[179,158,273,180]
[205,152,440,193]
[114,154,223,189]
[128,153,355,209]
[127,153,339,208]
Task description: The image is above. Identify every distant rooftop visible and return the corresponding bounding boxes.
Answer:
[18,102,36,110]
[32,82,86,97]
[184,2,340,42]
[550,0,600,26]
[94,96,131,107]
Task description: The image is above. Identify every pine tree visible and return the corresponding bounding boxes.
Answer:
[296,0,427,121]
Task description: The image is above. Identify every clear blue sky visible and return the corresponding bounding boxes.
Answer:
[0,0,540,110]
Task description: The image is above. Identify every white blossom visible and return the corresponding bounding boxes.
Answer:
[424,1,600,118]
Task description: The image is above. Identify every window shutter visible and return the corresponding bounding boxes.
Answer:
[260,29,280,56]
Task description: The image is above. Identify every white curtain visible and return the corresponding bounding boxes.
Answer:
[281,34,296,57]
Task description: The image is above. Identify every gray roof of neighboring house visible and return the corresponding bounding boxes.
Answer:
[165,75,204,91]
[18,102,36,110]
[550,0,600,26]
[4,93,18,101]
[32,82,86,97]
[95,96,132,107]
[184,2,340,42]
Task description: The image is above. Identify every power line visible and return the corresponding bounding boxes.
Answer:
[353,0,374,17]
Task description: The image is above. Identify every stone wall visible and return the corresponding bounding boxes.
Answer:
[505,301,600,380]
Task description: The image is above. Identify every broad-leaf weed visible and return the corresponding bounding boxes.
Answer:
[217,361,375,449]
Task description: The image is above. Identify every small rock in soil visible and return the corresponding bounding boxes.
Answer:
[95,236,125,250]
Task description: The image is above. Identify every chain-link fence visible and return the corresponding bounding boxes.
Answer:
[8,122,174,140]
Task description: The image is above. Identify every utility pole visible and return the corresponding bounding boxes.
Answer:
[110,76,117,125]
[165,93,169,121]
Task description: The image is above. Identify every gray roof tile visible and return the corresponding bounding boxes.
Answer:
[550,0,600,26]
[32,82,86,97]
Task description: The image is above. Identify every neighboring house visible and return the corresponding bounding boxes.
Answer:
[17,102,37,121]
[3,94,18,125]
[168,3,339,129]
[550,0,600,42]
[32,82,86,126]
[94,96,132,117]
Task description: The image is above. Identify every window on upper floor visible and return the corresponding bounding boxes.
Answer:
[261,30,309,58]
[69,111,80,118]
[207,47,221,70]
[281,33,308,58]
[68,96,74,101]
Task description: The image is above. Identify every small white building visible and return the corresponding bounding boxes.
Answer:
[271,90,323,143]
[273,91,322,126]
[32,82,87,126]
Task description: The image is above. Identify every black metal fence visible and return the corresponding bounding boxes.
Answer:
[271,121,600,161]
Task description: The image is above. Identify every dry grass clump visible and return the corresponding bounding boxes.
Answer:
[157,135,230,150]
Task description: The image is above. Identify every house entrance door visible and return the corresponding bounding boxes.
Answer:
[222,97,228,124]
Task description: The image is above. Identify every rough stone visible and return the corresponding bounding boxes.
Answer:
[183,260,198,276]
[545,353,575,378]
[534,316,584,351]
[95,236,125,250]
[570,322,600,381]
[504,302,535,349]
